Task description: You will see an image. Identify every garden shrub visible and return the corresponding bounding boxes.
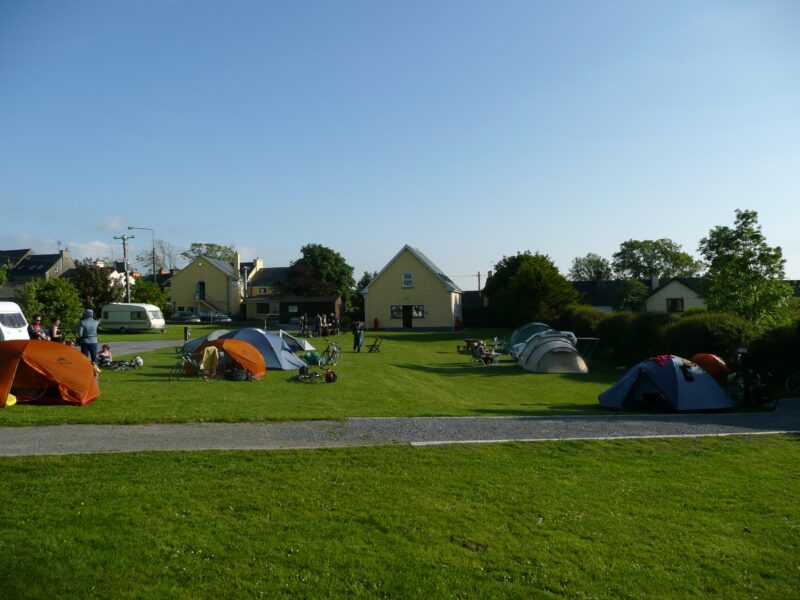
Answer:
[559,305,608,337]
[622,312,674,360]
[749,318,800,378]
[594,312,635,360]
[659,312,753,364]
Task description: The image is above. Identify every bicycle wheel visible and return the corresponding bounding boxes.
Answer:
[786,371,800,394]
[169,361,186,382]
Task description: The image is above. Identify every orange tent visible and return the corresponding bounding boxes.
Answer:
[0,340,100,407]
[691,353,730,387]
[196,338,266,378]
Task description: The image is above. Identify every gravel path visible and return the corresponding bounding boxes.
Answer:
[1,399,798,456]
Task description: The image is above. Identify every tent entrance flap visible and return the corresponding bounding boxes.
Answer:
[624,371,669,410]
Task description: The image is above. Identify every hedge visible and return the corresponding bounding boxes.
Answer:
[659,312,754,365]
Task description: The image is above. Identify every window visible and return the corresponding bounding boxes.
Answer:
[289,305,298,314]
[390,305,402,319]
[402,273,413,288]
[256,303,270,314]
[131,311,146,320]
[258,287,267,294]
[666,298,684,313]
[412,305,425,318]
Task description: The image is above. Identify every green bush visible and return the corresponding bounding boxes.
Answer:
[623,312,674,360]
[559,305,608,337]
[594,312,635,360]
[749,318,800,378]
[591,312,673,362]
[659,312,753,364]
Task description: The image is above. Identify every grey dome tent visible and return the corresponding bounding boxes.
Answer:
[599,355,734,411]
[509,322,551,348]
[183,329,230,354]
[220,328,307,370]
[517,331,588,374]
[279,329,315,353]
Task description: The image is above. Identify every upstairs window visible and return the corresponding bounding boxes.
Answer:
[402,273,413,288]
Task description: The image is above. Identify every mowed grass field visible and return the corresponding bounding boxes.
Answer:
[0,329,619,426]
[1,436,798,599]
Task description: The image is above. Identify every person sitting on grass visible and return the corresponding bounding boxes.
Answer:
[97,344,113,368]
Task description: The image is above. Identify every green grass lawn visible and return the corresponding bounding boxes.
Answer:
[1,435,798,598]
[0,329,620,426]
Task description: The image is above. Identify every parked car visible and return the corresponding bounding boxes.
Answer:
[198,311,233,324]
[169,310,201,324]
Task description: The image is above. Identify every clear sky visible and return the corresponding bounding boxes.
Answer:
[1,0,798,289]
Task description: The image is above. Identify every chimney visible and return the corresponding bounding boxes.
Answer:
[651,274,659,290]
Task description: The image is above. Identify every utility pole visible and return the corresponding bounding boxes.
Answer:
[477,271,481,293]
[114,234,135,302]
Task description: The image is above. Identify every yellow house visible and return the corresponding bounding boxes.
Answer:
[169,254,243,316]
[363,245,462,330]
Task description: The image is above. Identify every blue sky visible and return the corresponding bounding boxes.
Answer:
[1,0,798,289]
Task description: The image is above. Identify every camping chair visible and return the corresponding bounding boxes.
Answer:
[367,337,382,353]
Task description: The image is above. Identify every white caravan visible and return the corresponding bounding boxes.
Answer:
[100,303,166,333]
[0,301,30,341]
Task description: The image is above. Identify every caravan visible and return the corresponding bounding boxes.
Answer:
[100,303,166,333]
[0,302,30,341]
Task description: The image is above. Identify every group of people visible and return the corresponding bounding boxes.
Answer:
[27,308,110,366]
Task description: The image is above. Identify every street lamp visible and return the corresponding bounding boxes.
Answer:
[128,226,156,283]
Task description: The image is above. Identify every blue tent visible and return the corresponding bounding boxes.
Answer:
[220,328,307,371]
[599,355,733,411]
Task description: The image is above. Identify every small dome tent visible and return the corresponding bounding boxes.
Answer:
[0,340,100,407]
[517,331,588,374]
[599,355,734,411]
[196,339,266,378]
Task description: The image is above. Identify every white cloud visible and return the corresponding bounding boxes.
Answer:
[98,217,127,233]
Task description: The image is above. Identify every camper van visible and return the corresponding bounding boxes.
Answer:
[0,301,30,341]
[100,303,166,333]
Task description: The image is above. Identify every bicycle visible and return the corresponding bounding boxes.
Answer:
[786,371,800,395]
[317,341,340,368]
[169,352,203,381]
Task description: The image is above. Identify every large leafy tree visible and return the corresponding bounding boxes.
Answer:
[284,244,355,306]
[612,239,700,280]
[180,242,237,265]
[71,258,125,313]
[484,252,578,324]
[568,253,612,281]
[14,278,83,329]
[613,279,650,312]
[131,280,172,317]
[698,209,793,329]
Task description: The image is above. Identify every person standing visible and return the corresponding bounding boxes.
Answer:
[49,317,64,343]
[351,321,360,352]
[77,308,99,364]
[356,324,364,352]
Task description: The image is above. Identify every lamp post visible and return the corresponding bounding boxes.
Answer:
[128,226,156,283]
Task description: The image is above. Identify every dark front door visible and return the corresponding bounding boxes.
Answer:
[402,305,413,329]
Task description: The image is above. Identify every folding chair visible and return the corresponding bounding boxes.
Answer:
[367,337,383,352]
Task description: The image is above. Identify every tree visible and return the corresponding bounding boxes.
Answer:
[180,242,237,265]
[136,239,180,275]
[613,279,649,312]
[131,280,172,317]
[0,264,7,286]
[284,244,355,306]
[351,270,377,318]
[14,278,83,330]
[484,252,578,324]
[698,209,793,329]
[71,258,125,313]
[568,253,613,281]
[612,239,700,280]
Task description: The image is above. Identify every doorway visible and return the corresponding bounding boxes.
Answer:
[402,305,413,329]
